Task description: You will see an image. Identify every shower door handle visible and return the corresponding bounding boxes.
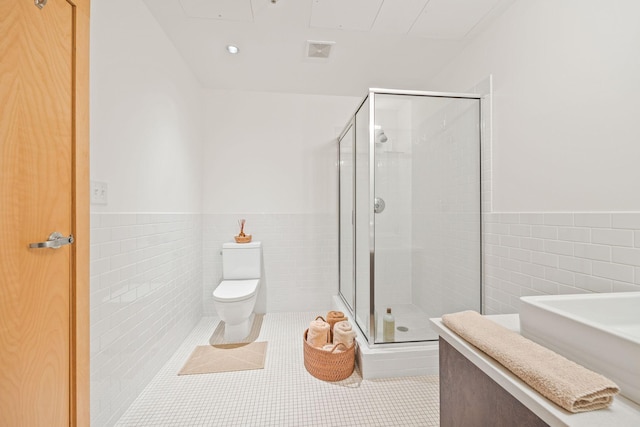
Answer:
[29,232,74,249]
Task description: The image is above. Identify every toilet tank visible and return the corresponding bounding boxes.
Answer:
[222,241,262,279]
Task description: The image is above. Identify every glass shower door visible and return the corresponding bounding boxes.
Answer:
[339,97,372,339]
[338,123,354,311]
[354,97,371,338]
[372,92,481,343]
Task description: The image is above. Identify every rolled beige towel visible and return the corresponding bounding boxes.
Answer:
[307,318,330,348]
[333,320,356,348]
[327,310,346,331]
[327,310,345,320]
[442,310,620,413]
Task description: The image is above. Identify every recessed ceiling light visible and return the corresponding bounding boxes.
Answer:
[226,45,239,54]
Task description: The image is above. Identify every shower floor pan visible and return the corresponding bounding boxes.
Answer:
[374,304,439,342]
[332,296,439,379]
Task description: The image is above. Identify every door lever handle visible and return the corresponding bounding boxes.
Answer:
[29,232,74,249]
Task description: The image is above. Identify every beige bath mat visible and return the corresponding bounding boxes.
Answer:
[209,313,264,346]
[178,341,268,375]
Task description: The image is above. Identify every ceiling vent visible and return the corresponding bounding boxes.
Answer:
[306,40,335,59]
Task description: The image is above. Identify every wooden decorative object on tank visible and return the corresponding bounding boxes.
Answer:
[235,218,252,243]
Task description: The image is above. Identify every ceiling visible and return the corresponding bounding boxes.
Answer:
[142,0,516,96]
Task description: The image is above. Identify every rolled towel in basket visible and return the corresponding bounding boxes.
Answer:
[327,310,345,320]
[326,311,346,331]
[333,320,356,348]
[307,318,331,348]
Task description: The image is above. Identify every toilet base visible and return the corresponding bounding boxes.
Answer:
[223,313,254,342]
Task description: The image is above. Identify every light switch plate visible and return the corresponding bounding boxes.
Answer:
[90,181,108,205]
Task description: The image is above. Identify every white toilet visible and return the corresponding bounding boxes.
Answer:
[212,241,262,342]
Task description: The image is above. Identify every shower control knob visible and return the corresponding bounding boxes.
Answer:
[374,197,386,214]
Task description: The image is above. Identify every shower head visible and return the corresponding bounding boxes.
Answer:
[376,130,388,143]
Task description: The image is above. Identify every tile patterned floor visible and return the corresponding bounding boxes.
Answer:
[115,312,440,426]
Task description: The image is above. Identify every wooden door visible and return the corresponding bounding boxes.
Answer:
[0,0,89,425]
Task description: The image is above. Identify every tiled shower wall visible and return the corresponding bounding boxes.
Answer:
[483,212,640,314]
[202,213,338,315]
[90,213,202,427]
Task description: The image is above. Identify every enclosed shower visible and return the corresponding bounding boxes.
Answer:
[338,88,482,346]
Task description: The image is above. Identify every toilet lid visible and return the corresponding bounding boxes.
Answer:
[212,279,259,302]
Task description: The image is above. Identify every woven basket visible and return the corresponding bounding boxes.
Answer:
[234,234,252,243]
[303,329,355,381]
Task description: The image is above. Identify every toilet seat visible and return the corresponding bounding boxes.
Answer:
[212,279,259,303]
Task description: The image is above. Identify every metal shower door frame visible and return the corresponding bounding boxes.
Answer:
[367,88,483,347]
[338,88,484,347]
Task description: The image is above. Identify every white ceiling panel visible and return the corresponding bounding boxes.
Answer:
[310,0,383,31]
[251,0,286,22]
[142,0,517,96]
[371,0,429,34]
[179,0,254,22]
[410,0,501,39]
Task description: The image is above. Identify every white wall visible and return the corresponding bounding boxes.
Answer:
[91,0,204,213]
[426,0,640,313]
[202,90,359,313]
[430,0,640,212]
[483,212,640,314]
[89,213,201,426]
[90,0,205,425]
[203,90,359,214]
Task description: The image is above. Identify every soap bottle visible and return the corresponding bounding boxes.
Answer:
[383,308,395,342]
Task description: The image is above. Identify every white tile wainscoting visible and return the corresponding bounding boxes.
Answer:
[90,213,203,426]
[483,212,640,314]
